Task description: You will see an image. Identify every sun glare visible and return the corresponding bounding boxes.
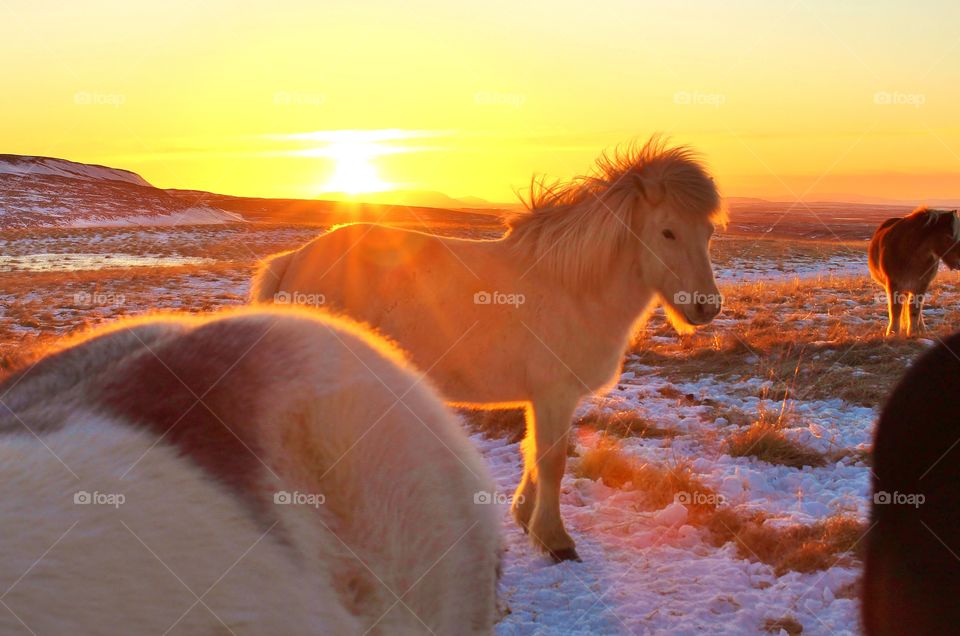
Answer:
[285,129,445,197]
[322,142,391,195]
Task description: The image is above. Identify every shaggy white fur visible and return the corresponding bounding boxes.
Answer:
[0,308,500,635]
[250,138,724,560]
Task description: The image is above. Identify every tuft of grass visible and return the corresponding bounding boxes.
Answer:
[575,438,718,515]
[655,385,684,400]
[706,509,866,576]
[727,421,827,468]
[763,616,803,635]
[459,407,526,443]
[709,403,752,427]
[575,438,637,489]
[726,386,827,469]
[834,579,861,599]
[576,409,677,439]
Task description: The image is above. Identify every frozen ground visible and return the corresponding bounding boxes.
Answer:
[714,250,866,283]
[4,225,959,635]
[711,237,868,284]
[485,367,870,636]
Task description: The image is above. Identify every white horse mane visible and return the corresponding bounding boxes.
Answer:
[504,136,725,287]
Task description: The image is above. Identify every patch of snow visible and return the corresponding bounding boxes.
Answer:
[0,253,213,273]
[716,252,866,283]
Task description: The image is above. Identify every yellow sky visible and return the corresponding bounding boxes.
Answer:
[2,0,959,203]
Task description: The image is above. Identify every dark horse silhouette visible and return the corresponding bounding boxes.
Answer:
[864,332,960,635]
[868,207,960,336]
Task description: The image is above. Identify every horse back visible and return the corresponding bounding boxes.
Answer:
[868,216,939,288]
[0,309,500,634]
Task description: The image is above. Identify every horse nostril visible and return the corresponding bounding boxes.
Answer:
[696,301,719,321]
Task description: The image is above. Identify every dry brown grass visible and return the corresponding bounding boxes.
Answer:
[708,403,753,427]
[0,223,319,262]
[629,273,946,408]
[459,407,527,443]
[706,508,866,575]
[576,409,678,439]
[0,330,48,375]
[574,439,865,576]
[727,421,827,468]
[721,382,829,468]
[763,616,804,635]
[575,438,718,515]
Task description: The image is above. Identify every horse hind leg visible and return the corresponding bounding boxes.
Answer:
[524,395,580,562]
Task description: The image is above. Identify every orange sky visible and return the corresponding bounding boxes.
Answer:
[2,0,959,203]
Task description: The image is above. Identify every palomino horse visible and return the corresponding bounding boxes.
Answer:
[864,331,960,635]
[868,207,960,336]
[252,138,726,561]
[0,308,500,635]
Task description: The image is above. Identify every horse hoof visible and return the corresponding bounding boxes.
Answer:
[549,547,581,563]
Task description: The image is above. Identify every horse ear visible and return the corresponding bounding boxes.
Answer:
[637,177,666,207]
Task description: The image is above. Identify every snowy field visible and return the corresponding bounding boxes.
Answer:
[3,224,960,635]
[488,369,870,635]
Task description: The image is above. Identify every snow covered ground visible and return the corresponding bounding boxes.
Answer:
[711,237,868,284]
[486,366,869,635]
[5,226,957,635]
[715,250,866,283]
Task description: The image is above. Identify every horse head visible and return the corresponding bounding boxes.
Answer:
[624,143,725,330]
[507,137,726,331]
[933,210,960,270]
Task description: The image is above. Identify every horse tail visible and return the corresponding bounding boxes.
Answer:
[250,250,295,303]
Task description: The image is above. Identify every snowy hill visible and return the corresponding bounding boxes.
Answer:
[0,155,152,187]
[0,156,242,230]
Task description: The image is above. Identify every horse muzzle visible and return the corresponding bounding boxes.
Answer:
[684,299,721,325]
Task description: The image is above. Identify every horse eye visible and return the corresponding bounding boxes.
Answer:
[662,229,676,240]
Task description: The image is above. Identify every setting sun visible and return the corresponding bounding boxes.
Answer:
[321,142,390,195]
[281,129,444,197]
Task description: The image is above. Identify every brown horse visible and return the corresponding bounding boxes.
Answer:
[864,330,960,635]
[868,207,960,336]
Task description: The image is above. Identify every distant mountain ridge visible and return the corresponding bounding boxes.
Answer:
[2,153,953,239]
[0,154,506,233]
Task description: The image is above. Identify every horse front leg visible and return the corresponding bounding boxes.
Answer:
[522,394,580,562]
[886,285,902,336]
[907,292,926,335]
[511,404,536,533]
